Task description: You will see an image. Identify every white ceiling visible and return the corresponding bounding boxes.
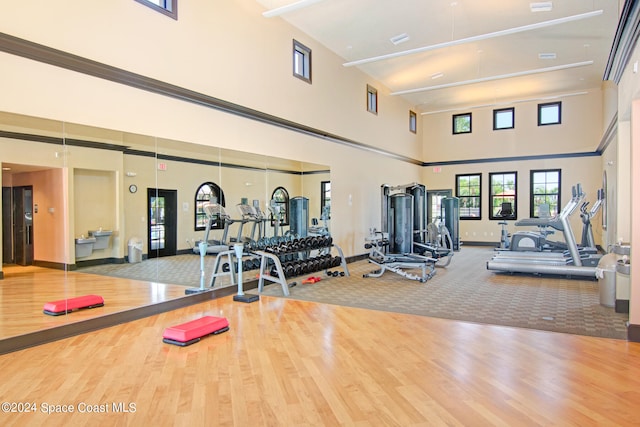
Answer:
[256,0,619,114]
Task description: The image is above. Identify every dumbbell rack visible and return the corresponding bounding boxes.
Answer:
[254,237,349,296]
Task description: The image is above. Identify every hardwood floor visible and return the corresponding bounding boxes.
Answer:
[1,267,639,426]
[0,265,190,339]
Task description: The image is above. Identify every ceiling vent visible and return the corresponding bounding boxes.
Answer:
[390,33,410,45]
[538,53,557,59]
[530,2,552,12]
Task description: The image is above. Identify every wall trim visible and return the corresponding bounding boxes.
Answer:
[0,32,422,166]
[0,130,327,175]
[603,0,640,83]
[423,150,600,168]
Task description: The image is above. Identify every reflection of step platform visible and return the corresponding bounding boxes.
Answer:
[43,294,105,316]
[162,316,229,346]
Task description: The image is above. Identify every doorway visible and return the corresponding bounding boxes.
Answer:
[2,185,34,265]
[147,188,177,258]
[426,189,452,224]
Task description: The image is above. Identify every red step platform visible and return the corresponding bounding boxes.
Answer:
[43,294,105,316]
[162,316,230,346]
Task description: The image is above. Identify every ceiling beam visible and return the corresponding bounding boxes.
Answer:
[392,61,594,96]
[343,10,603,67]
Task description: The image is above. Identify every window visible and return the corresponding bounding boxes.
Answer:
[456,174,481,219]
[452,112,472,134]
[367,85,378,114]
[293,40,312,83]
[538,101,561,126]
[135,0,177,19]
[409,110,417,133]
[320,181,331,219]
[489,172,517,220]
[530,169,561,218]
[493,107,514,130]
[194,182,225,231]
[271,187,290,226]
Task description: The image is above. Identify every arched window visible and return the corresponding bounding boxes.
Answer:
[271,187,289,226]
[195,182,225,231]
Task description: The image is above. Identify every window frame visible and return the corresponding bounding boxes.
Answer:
[194,182,225,231]
[292,39,312,83]
[455,173,482,220]
[409,110,417,133]
[452,112,472,134]
[320,181,331,219]
[493,107,514,130]
[489,172,517,220]
[538,101,562,126]
[366,84,378,114]
[530,169,561,218]
[134,0,177,19]
[271,186,290,226]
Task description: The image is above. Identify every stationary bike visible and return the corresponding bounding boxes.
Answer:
[496,202,514,249]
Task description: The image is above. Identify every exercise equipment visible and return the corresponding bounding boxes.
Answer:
[162,315,229,346]
[43,294,104,316]
[192,203,235,255]
[267,200,285,237]
[289,196,309,238]
[235,202,265,244]
[255,232,348,295]
[487,184,603,277]
[364,184,441,283]
[233,243,259,303]
[309,205,331,236]
[495,202,514,250]
[580,188,604,249]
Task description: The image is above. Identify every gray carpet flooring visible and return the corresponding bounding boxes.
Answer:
[78,246,630,340]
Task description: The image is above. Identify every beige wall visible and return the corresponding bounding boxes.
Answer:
[422,90,603,163]
[421,87,607,246]
[0,0,423,261]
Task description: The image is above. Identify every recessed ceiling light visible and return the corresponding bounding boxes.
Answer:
[538,52,557,59]
[530,2,552,12]
[390,33,410,45]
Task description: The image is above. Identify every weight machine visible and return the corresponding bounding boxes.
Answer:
[363,183,453,283]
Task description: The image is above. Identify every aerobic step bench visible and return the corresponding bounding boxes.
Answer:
[43,294,105,316]
[162,316,230,346]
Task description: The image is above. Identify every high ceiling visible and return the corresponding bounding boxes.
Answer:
[256,0,620,114]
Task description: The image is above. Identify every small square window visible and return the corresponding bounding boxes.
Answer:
[135,0,177,19]
[493,107,514,130]
[453,113,471,134]
[367,85,378,114]
[293,40,312,83]
[409,110,417,133]
[538,101,561,126]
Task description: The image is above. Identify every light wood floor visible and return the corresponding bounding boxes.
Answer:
[0,265,190,338]
[1,268,640,425]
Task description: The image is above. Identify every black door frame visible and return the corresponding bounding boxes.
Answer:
[147,188,177,258]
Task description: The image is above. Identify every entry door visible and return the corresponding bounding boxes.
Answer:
[426,189,452,225]
[2,187,13,264]
[147,188,177,258]
[13,186,34,265]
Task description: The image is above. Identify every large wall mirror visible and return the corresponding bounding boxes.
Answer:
[0,111,329,344]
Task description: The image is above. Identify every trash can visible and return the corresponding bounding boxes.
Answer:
[127,237,143,263]
[595,253,617,308]
[616,256,631,313]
